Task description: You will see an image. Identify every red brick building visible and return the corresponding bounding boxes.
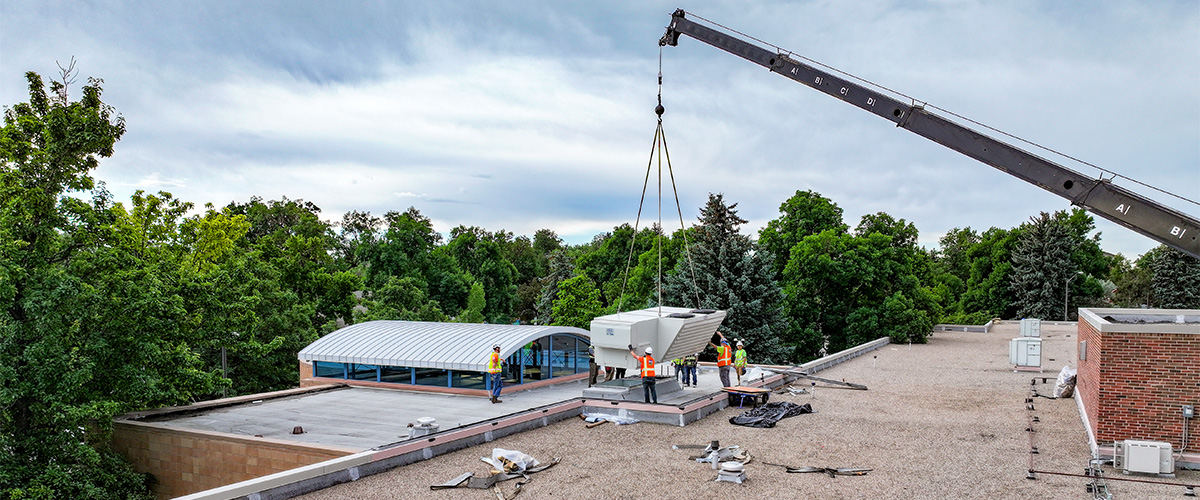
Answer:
[1076,307,1199,469]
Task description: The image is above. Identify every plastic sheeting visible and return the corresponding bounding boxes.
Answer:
[729,402,813,428]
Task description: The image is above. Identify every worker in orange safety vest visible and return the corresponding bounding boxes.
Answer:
[487,344,504,403]
[628,344,658,403]
[709,333,733,387]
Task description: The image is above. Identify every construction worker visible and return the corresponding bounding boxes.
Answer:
[734,341,748,386]
[588,344,598,387]
[683,353,698,387]
[709,333,732,387]
[487,344,504,403]
[673,357,685,383]
[628,344,658,403]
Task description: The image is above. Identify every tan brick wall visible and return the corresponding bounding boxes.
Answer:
[112,420,356,499]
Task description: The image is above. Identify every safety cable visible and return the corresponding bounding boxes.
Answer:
[683,11,1199,209]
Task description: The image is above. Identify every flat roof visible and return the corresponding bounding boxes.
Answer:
[297,321,590,372]
[294,322,1199,500]
[1080,307,1200,333]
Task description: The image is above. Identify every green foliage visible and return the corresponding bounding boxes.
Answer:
[757,190,847,279]
[551,274,603,329]
[1149,246,1200,308]
[1009,212,1076,320]
[664,194,790,363]
[957,227,1020,319]
[1,72,158,499]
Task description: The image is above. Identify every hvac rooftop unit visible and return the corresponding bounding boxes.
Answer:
[1009,337,1042,368]
[590,307,726,370]
[1114,440,1174,475]
[1019,318,1041,337]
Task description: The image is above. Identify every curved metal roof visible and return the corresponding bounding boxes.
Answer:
[298,321,591,372]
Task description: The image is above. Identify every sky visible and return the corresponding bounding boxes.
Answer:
[2,0,1197,258]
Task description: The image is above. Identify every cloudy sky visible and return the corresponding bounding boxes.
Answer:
[3,1,1197,257]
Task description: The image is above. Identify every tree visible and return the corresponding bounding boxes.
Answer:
[551,275,603,330]
[664,194,789,363]
[1150,246,1200,308]
[1009,212,1076,320]
[444,226,518,323]
[535,249,577,325]
[0,71,176,499]
[757,190,847,279]
[957,227,1021,320]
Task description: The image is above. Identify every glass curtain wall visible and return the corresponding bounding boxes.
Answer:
[308,333,590,388]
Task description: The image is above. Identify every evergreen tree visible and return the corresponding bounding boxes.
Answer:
[664,194,790,363]
[1009,212,1076,320]
[1150,246,1200,308]
[535,249,576,325]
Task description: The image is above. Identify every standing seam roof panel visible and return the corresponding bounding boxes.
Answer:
[298,321,590,373]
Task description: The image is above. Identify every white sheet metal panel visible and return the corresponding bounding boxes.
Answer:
[298,321,590,372]
[590,307,726,368]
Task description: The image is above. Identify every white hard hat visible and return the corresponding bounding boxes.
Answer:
[645,346,653,354]
[736,341,744,347]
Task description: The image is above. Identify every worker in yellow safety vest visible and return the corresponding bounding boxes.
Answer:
[709,333,733,387]
[488,344,504,404]
[628,344,658,403]
[734,341,748,386]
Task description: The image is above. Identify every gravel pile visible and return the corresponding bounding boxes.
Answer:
[300,323,1197,500]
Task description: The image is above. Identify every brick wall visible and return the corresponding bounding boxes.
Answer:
[112,420,357,499]
[1090,331,1199,446]
[1077,310,1199,450]
[1076,319,1103,438]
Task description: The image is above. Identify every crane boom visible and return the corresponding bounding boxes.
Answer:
[661,9,1199,259]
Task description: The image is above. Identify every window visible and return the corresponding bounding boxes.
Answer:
[381,366,411,384]
[314,361,344,378]
[349,363,378,381]
[452,370,486,389]
[414,367,448,387]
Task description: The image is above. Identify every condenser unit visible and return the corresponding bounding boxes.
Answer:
[1114,440,1174,475]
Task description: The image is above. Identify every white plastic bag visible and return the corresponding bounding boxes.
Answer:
[481,448,539,473]
[1053,365,1077,398]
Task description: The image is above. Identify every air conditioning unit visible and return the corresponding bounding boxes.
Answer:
[1019,318,1041,337]
[1009,337,1042,368]
[1114,440,1174,475]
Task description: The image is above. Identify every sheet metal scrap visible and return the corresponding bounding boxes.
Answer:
[430,458,561,493]
[762,462,871,477]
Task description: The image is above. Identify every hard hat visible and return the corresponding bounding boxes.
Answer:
[736,341,744,347]
[492,344,500,350]
[645,346,653,354]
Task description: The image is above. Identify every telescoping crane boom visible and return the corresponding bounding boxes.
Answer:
[660,9,1199,260]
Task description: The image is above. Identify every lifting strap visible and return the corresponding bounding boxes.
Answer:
[616,46,703,312]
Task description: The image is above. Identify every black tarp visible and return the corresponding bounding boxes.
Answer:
[729,401,812,428]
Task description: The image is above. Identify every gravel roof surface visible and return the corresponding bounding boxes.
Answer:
[298,322,1197,500]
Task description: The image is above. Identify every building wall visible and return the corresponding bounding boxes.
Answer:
[1077,309,1200,450]
[111,420,356,499]
[1075,318,1102,437]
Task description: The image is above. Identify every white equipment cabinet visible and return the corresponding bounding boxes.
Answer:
[1009,337,1042,368]
[590,307,726,371]
[1114,440,1174,475]
[1019,318,1041,337]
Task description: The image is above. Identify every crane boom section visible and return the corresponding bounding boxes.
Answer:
[661,10,1199,259]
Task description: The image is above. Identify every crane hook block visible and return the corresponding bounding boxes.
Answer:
[655,104,665,116]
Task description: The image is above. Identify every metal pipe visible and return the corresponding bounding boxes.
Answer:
[1029,469,1197,488]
